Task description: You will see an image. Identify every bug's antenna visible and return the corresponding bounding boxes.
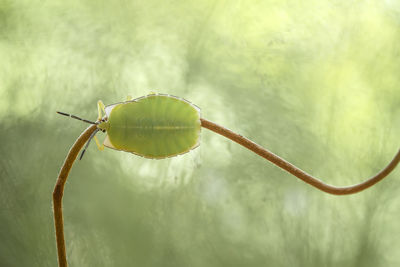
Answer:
[56,111,97,125]
[79,128,100,160]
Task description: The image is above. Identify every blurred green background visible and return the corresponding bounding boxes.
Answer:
[1,0,400,266]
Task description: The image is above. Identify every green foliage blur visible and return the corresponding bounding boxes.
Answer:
[1,0,400,266]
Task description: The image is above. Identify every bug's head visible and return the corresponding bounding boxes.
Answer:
[97,117,109,133]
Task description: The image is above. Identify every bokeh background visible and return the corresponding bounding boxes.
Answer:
[1,0,400,266]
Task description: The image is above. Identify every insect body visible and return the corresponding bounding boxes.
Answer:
[57,94,201,159]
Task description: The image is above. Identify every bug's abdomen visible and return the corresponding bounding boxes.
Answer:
[106,95,201,158]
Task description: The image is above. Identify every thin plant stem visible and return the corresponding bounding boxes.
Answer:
[200,118,400,195]
[53,124,97,267]
[53,119,400,267]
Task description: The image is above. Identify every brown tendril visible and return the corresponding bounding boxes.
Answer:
[53,119,400,266]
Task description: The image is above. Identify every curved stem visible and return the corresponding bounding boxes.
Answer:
[53,124,97,267]
[201,118,400,195]
[53,119,400,266]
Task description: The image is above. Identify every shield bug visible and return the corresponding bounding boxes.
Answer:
[57,93,201,159]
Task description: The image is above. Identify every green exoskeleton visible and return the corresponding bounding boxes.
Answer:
[57,93,201,160]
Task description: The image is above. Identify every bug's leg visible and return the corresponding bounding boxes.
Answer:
[94,136,104,151]
[79,129,100,160]
[126,95,133,101]
[97,100,106,121]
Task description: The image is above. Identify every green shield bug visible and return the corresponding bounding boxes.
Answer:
[57,93,201,160]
